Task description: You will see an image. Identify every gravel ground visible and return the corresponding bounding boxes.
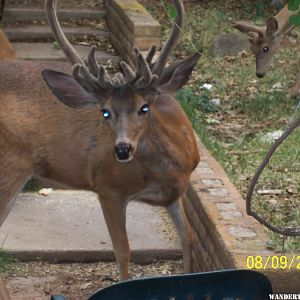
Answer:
[3,260,183,299]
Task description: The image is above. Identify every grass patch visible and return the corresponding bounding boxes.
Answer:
[177,84,300,251]
[177,87,229,165]
[0,249,16,273]
[23,179,43,192]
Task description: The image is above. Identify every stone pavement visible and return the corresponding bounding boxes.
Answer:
[0,190,181,263]
[12,43,120,63]
[1,5,119,63]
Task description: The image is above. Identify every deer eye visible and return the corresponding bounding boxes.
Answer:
[138,104,150,115]
[263,46,269,53]
[102,109,111,120]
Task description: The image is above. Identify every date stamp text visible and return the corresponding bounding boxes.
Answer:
[246,255,300,270]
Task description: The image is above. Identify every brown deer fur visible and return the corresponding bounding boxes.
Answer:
[0,29,15,60]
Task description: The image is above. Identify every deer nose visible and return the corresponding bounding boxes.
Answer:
[256,72,265,78]
[115,143,132,161]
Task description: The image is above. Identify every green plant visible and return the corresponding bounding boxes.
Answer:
[0,249,16,273]
[289,0,300,25]
[52,41,61,50]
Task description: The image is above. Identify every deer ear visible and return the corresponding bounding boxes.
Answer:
[158,53,200,93]
[248,31,260,43]
[234,21,253,33]
[234,21,265,38]
[266,17,278,35]
[42,69,102,109]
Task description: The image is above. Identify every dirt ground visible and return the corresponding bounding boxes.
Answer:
[2,260,183,299]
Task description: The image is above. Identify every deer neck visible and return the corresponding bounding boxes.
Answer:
[137,94,197,171]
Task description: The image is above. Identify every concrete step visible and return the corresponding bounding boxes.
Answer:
[0,190,181,263]
[13,42,120,63]
[3,25,110,42]
[2,8,106,23]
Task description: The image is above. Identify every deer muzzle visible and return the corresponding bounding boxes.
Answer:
[256,72,265,78]
[115,143,133,162]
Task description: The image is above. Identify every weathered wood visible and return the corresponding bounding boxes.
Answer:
[105,0,160,37]
[105,0,161,63]
[3,25,110,42]
[2,8,106,23]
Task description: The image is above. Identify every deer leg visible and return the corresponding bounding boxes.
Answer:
[0,278,10,300]
[99,198,130,281]
[0,155,32,227]
[166,198,193,274]
[0,154,32,299]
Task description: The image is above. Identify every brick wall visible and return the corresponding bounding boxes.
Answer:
[184,134,300,293]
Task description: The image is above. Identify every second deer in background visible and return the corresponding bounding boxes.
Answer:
[234,4,300,98]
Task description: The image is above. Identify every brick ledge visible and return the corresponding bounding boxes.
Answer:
[183,134,300,293]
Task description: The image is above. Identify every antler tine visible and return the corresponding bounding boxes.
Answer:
[73,63,115,93]
[152,0,185,77]
[45,0,83,65]
[97,66,114,89]
[134,48,154,89]
[120,61,137,83]
[73,64,99,91]
[146,45,157,67]
[120,48,159,90]
[84,46,98,77]
[84,46,126,89]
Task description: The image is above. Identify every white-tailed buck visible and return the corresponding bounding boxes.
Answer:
[0,0,200,291]
[234,4,300,96]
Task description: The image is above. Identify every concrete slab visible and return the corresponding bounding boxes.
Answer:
[3,26,110,42]
[2,8,106,23]
[13,43,120,64]
[0,190,181,263]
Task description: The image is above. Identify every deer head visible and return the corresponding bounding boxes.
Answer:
[234,17,283,77]
[234,4,295,78]
[43,0,200,163]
